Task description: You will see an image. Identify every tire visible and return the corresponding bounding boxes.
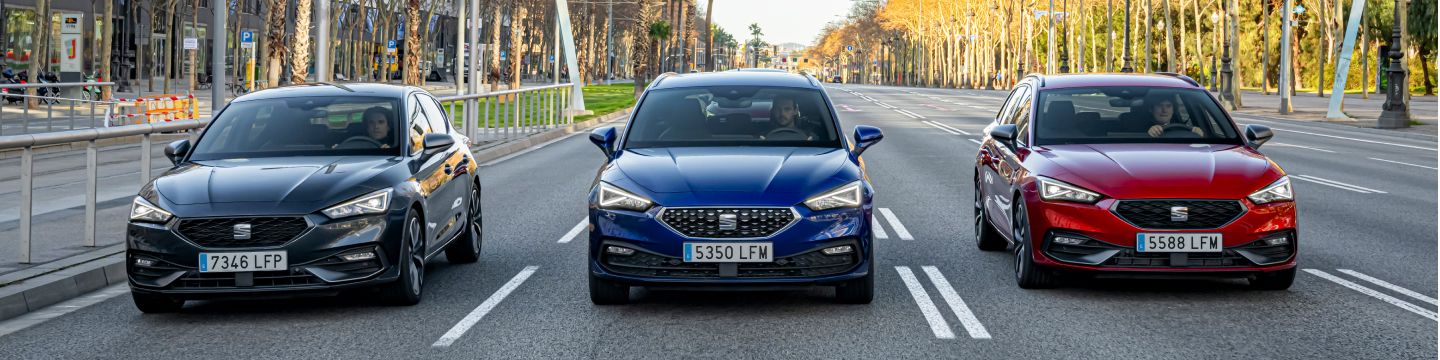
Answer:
[589,273,630,305]
[1012,200,1058,289]
[131,291,183,313]
[446,184,483,264]
[380,212,425,306]
[1249,267,1296,290]
[974,180,1007,251]
[835,264,875,304]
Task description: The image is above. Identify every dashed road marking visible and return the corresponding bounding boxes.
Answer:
[922,121,961,135]
[557,219,588,243]
[871,218,890,239]
[1367,157,1438,170]
[1337,269,1438,306]
[1268,142,1336,153]
[895,266,957,339]
[0,284,128,338]
[433,266,541,347]
[877,208,914,240]
[921,266,992,339]
[1292,174,1387,194]
[1304,269,1439,322]
[926,121,970,135]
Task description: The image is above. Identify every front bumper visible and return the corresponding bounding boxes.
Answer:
[1024,196,1298,274]
[126,212,407,299]
[588,205,875,287]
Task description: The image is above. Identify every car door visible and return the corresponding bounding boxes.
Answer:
[405,94,449,253]
[982,84,1029,230]
[417,93,468,251]
[991,87,1035,237]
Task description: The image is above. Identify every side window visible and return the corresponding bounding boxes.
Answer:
[1012,91,1034,146]
[418,95,450,134]
[997,86,1031,125]
[408,95,431,153]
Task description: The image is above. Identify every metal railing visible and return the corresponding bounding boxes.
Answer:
[0,82,118,136]
[0,119,206,263]
[438,83,576,144]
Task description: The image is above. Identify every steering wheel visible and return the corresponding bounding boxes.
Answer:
[764,127,808,140]
[337,136,384,149]
[1160,123,1201,138]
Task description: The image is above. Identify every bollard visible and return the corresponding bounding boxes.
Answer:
[19,146,34,263]
[85,140,98,247]
[141,133,153,184]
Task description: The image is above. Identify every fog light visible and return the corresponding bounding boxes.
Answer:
[605,246,635,256]
[821,245,854,255]
[134,258,155,267]
[1264,236,1290,246]
[339,251,376,262]
[1052,236,1087,245]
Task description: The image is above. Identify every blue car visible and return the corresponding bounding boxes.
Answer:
[586,71,883,304]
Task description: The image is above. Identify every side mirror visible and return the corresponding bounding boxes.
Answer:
[422,133,455,157]
[590,127,617,156]
[163,139,190,165]
[989,124,1018,149]
[851,125,884,156]
[1244,124,1274,148]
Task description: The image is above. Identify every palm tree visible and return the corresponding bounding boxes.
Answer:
[650,20,673,75]
[266,0,287,87]
[291,0,313,84]
[403,0,421,85]
[748,23,763,66]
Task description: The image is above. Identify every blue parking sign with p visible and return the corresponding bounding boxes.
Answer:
[241,31,253,43]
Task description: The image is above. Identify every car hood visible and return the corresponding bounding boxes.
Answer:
[155,156,399,205]
[607,147,856,206]
[1034,143,1281,199]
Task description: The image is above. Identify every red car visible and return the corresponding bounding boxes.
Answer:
[974,73,1296,289]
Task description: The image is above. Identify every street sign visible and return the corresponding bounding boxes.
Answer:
[549,55,555,62]
[241,31,254,44]
[386,40,398,54]
[183,38,198,50]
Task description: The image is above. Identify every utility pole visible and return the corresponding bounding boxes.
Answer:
[470,0,481,94]
[1219,0,1235,109]
[1263,1,1270,95]
[605,1,614,84]
[1227,0,1241,107]
[317,0,330,82]
[1279,0,1293,113]
[210,0,225,109]
[1121,0,1133,72]
[455,0,465,93]
[1377,0,1410,128]
[1048,0,1057,73]
[1107,0,1113,72]
[1060,0,1070,73]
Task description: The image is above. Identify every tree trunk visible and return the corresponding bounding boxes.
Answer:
[292,0,313,84]
[509,5,525,89]
[266,0,287,87]
[100,0,114,99]
[403,0,421,85]
[27,0,52,107]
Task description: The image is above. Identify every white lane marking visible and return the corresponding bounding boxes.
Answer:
[0,284,128,338]
[895,266,957,339]
[967,105,988,110]
[921,266,992,339]
[878,208,915,240]
[871,218,890,239]
[1292,174,1388,194]
[899,109,928,119]
[878,102,895,109]
[1337,269,1439,306]
[922,121,961,135]
[1304,269,1439,321]
[893,109,918,119]
[557,219,588,243]
[1242,123,1438,151]
[433,266,541,347]
[967,139,983,145]
[1368,157,1439,170]
[927,121,971,135]
[1268,142,1337,153]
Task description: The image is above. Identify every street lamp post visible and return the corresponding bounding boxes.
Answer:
[1219,0,1235,109]
[1060,0,1070,73]
[1378,0,1411,128]
[1120,0,1133,72]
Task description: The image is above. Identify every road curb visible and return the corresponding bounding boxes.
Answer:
[0,107,632,323]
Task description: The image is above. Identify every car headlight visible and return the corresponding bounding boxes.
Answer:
[804,181,863,211]
[598,182,652,211]
[130,197,173,223]
[1248,177,1293,204]
[1037,177,1102,204]
[322,189,392,219]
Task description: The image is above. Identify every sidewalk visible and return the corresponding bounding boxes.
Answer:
[1224,90,1438,137]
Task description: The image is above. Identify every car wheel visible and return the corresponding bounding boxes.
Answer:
[1013,200,1058,289]
[1249,267,1296,290]
[589,273,630,305]
[131,292,183,313]
[446,184,483,264]
[381,212,425,305]
[974,180,1007,251]
[835,262,875,304]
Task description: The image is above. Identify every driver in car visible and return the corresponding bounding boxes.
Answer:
[1143,95,1205,137]
[760,96,815,140]
[337,106,394,148]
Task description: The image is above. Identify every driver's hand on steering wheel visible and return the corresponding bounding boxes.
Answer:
[1147,125,1165,137]
[1189,127,1204,136]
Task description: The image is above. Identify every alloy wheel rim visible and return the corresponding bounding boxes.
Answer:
[1014,204,1028,278]
[470,188,482,250]
[408,217,423,295]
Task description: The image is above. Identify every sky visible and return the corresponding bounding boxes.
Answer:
[708,0,853,46]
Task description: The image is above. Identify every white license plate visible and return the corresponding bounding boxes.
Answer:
[1136,233,1223,253]
[198,251,288,273]
[683,242,773,263]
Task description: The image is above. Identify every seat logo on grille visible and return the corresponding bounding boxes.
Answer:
[717,214,738,231]
[233,223,252,240]
[1170,206,1189,222]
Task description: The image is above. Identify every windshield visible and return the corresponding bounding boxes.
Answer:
[1033,87,1242,146]
[190,96,403,160]
[623,86,842,149]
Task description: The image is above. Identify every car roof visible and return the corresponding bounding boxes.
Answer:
[1034,73,1201,90]
[650,71,820,90]
[233,83,418,102]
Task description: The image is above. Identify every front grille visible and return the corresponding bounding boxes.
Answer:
[1106,249,1250,267]
[659,208,797,238]
[173,270,322,288]
[603,247,857,278]
[1113,200,1244,229]
[178,217,308,248]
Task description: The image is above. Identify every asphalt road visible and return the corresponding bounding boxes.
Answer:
[0,84,1435,359]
